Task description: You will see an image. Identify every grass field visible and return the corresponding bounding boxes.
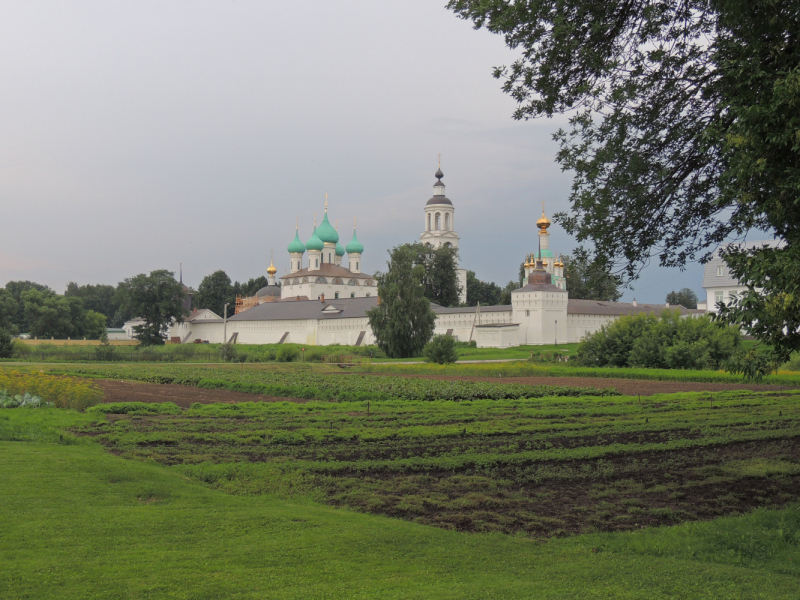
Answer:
[2,408,800,598]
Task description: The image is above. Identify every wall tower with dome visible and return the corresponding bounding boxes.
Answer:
[419,166,468,304]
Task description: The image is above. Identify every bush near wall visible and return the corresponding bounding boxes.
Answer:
[574,311,741,370]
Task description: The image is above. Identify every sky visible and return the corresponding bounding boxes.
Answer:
[0,0,706,303]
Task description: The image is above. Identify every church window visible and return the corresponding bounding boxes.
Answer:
[445,213,450,230]
[435,212,441,230]
[526,310,530,316]
[366,293,371,297]
[356,262,359,271]
[335,292,339,299]
[316,259,319,268]
[350,293,355,298]
[315,277,328,284]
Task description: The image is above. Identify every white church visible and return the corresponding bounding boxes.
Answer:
[168,167,701,348]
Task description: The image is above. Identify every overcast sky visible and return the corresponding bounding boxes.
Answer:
[0,0,705,302]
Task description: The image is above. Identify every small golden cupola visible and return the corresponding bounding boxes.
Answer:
[267,251,278,276]
[537,201,551,234]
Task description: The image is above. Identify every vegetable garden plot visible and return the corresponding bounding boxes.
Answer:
[74,389,800,537]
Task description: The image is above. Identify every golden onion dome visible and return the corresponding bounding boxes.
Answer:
[537,202,551,232]
[267,258,278,276]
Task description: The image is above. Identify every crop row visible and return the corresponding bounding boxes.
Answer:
[62,365,620,401]
[363,361,800,385]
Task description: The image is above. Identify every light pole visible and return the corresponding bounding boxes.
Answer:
[554,320,558,347]
[223,303,229,344]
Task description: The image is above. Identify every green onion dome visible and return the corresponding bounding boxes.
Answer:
[335,241,345,256]
[287,230,306,254]
[315,212,339,244]
[305,228,324,251]
[346,229,364,254]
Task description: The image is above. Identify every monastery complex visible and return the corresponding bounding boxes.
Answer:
[167,168,702,348]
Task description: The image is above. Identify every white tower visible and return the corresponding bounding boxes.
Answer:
[419,163,467,303]
[346,218,364,274]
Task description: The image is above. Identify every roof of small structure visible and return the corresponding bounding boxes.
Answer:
[256,285,281,298]
[228,296,379,322]
[567,299,703,316]
[279,263,374,280]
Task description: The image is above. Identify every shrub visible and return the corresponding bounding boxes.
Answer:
[94,331,116,361]
[423,335,459,365]
[0,329,13,359]
[277,347,300,363]
[575,311,741,370]
[219,343,238,362]
[0,371,102,411]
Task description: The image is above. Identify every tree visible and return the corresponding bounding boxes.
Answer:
[65,283,119,321]
[0,289,19,335]
[562,248,622,302]
[423,334,459,364]
[241,276,270,298]
[84,311,108,340]
[194,270,234,317]
[416,244,462,308]
[4,281,53,332]
[0,329,13,359]
[448,0,800,360]
[666,288,699,309]
[117,270,188,346]
[367,244,436,358]
[499,281,519,306]
[465,271,502,307]
[22,289,83,339]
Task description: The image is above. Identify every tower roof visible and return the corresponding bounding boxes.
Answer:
[315,212,339,244]
[346,228,364,254]
[305,228,324,251]
[287,230,306,254]
[335,241,345,256]
[537,202,551,232]
[427,166,452,205]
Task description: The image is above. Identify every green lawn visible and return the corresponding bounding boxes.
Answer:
[2,409,799,598]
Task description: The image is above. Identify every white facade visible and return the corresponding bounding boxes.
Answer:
[701,240,784,313]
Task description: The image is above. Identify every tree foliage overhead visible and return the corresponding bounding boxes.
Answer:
[562,247,622,302]
[666,288,699,309]
[367,244,436,358]
[448,0,800,359]
[117,270,188,346]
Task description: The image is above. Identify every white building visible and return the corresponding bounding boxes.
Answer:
[170,165,704,348]
[702,240,784,313]
[419,167,468,303]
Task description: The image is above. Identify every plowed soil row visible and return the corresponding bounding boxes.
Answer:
[97,380,308,408]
